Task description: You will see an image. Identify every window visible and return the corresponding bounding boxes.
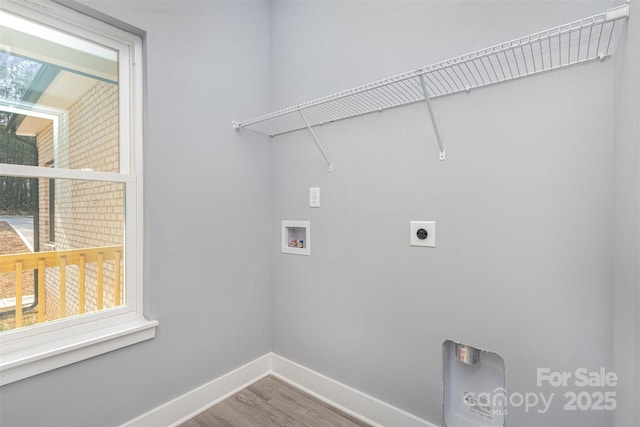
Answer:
[0,0,156,385]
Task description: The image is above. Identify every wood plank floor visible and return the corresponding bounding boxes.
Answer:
[180,376,371,427]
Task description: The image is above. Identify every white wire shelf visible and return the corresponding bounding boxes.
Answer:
[233,3,630,166]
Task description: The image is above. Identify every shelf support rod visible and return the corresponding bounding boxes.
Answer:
[299,110,333,172]
[418,74,446,161]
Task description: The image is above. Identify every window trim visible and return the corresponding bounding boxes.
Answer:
[0,0,156,386]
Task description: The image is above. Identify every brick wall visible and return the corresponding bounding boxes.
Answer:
[37,81,124,320]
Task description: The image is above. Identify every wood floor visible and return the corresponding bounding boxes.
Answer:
[180,376,371,427]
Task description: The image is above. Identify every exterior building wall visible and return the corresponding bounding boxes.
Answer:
[36,80,124,320]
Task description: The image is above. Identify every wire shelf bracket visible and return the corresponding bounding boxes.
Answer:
[418,74,446,160]
[299,110,333,172]
[233,2,630,168]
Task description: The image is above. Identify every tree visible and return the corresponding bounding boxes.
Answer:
[0,52,41,126]
[0,52,41,214]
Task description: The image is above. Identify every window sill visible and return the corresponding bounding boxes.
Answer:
[0,316,158,386]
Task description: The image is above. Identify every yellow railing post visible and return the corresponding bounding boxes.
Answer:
[97,252,104,310]
[59,256,66,319]
[114,250,121,306]
[15,261,23,328]
[79,255,86,314]
[37,259,45,324]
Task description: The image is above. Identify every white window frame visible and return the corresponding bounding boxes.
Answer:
[0,0,157,386]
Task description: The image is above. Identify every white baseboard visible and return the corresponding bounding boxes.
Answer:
[122,352,438,427]
[270,354,438,427]
[121,353,271,427]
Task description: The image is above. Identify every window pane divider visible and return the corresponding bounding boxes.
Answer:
[0,163,134,183]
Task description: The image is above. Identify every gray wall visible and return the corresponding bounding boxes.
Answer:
[270,1,623,426]
[0,1,273,426]
[613,1,640,426]
[1,1,638,427]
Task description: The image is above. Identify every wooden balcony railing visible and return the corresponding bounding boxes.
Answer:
[0,245,123,328]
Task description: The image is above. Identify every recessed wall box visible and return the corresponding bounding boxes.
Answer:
[281,220,311,255]
[456,343,480,365]
[443,340,505,427]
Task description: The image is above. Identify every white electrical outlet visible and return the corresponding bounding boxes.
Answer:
[310,187,320,208]
[410,221,436,247]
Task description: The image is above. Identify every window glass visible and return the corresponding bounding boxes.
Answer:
[1,11,120,173]
[0,177,124,331]
[1,10,126,331]
[0,52,42,127]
